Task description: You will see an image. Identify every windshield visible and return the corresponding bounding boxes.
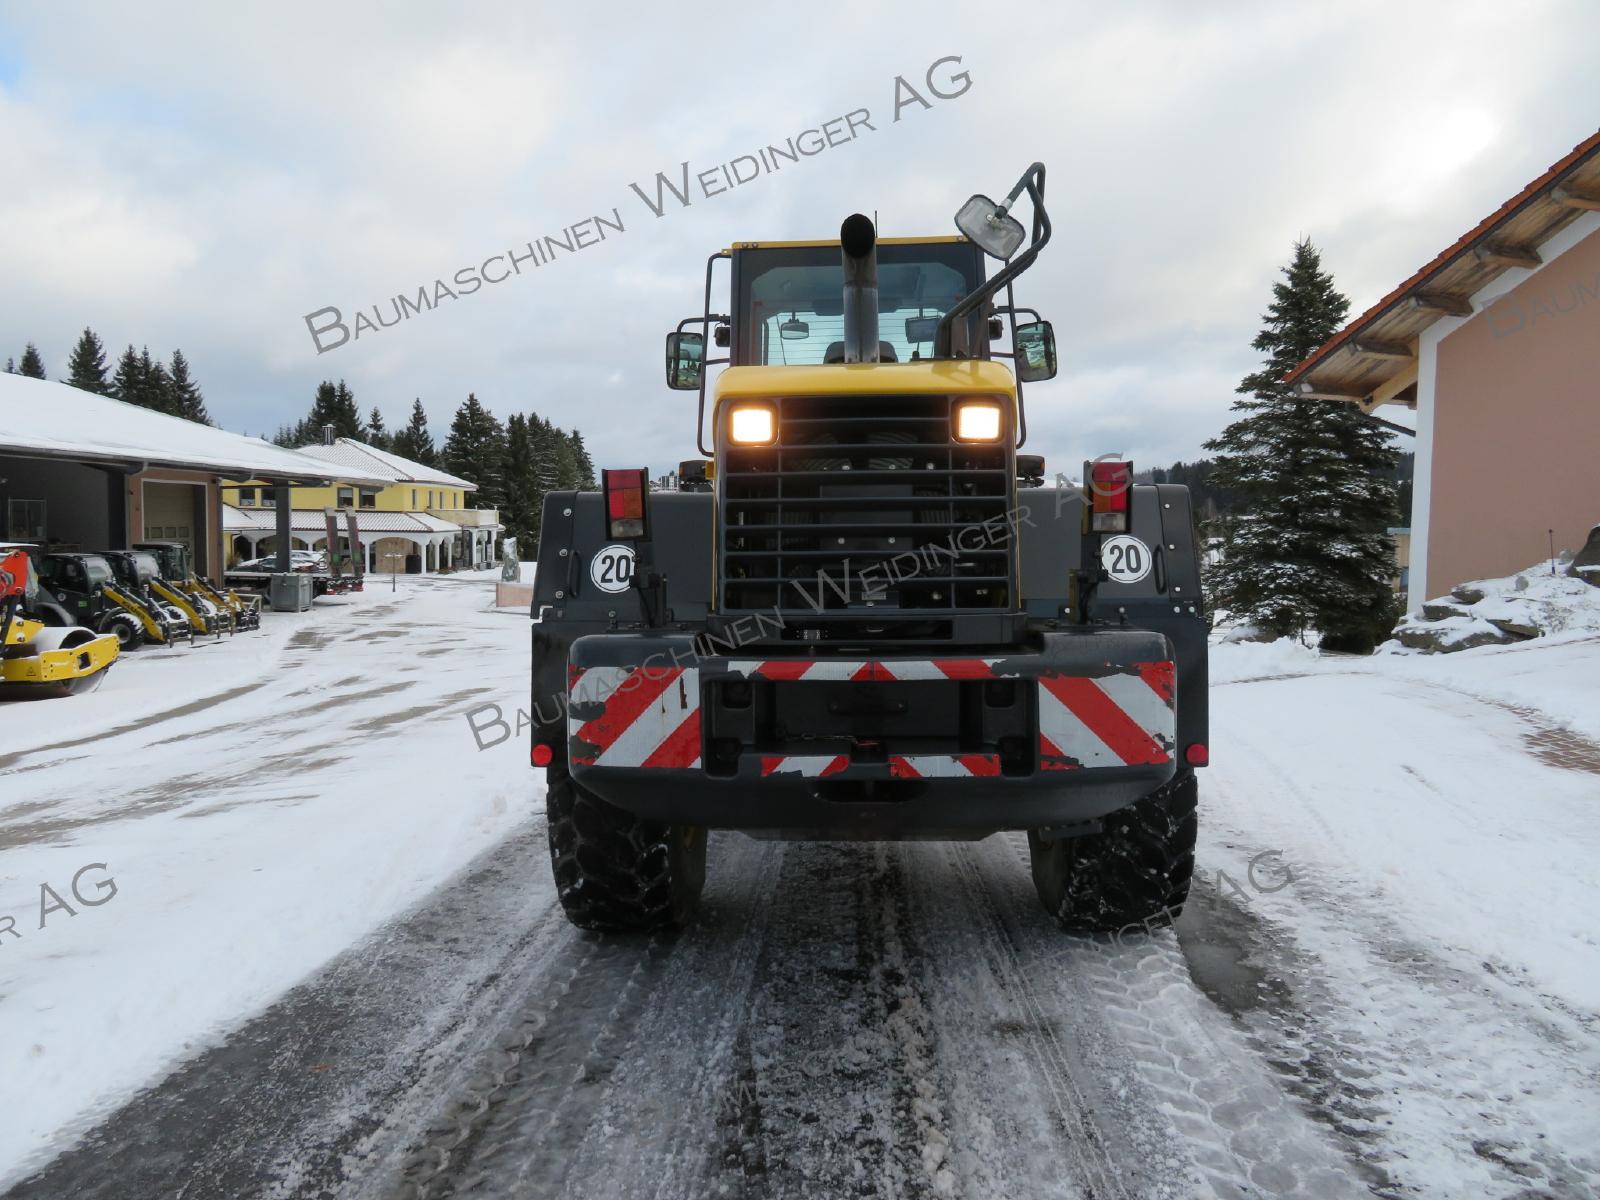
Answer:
[735,241,985,366]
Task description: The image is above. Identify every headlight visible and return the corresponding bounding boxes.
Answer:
[954,401,1003,442]
[728,405,776,445]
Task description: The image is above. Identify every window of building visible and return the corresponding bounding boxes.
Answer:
[8,498,46,541]
[411,488,417,509]
[359,489,378,509]
[260,490,275,508]
[238,487,256,507]
[337,486,354,506]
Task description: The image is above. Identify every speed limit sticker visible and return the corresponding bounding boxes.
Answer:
[1100,535,1153,584]
[590,545,636,593]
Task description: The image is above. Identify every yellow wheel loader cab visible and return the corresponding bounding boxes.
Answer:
[0,547,119,700]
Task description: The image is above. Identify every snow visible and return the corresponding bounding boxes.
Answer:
[1389,556,1600,651]
[0,576,535,1183]
[0,373,380,480]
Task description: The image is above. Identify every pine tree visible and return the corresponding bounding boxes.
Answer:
[568,429,597,489]
[391,398,436,465]
[134,346,173,414]
[502,414,538,549]
[18,343,46,379]
[1204,239,1399,650]
[295,379,365,443]
[65,328,111,394]
[441,394,506,509]
[366,406,391,451]
[111,344,141,403]
[167,349,211,424]
[3,358,14,373]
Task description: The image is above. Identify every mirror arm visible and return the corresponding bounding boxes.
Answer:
[934,164,1050,359]
[1006,279,1028,449]
[694,252,732,456]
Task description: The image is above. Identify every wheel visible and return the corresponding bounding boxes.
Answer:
[545,755,707,932]
[103,612,145,651]
[1027,769,1197,934]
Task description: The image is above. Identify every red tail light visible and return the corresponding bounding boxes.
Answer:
[1088,459,1131,532]
[1184,742,1209,767]
[531,742,554,767]
[603,468,649,539]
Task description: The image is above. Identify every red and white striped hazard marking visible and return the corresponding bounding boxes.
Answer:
[725,659,1003,682]
[567,665,702,769]
[1038,661,1175,771]
[567,657,1174,775]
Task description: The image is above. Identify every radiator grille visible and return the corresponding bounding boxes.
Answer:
[719,394,1015,617]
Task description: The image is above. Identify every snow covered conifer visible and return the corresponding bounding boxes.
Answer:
[167,350,211,424]
[1204,239,1400,649]
[441,393,506,510]
[366,407,391,451]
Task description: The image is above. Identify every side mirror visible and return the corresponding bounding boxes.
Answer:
[665,331,704,390]
[1014,320,1057,382]
[904,315,940,344]
[955,194,1026,260]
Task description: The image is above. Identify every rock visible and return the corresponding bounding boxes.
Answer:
[1422,602,1471,621]
[1486,618,1540,640]
[1514,575,1529,592]
[1567,525,1600,588]
[1451,584,1487,605]
[1392,623,1518,654]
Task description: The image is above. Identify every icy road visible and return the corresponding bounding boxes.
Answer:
[2,577,1598,1199]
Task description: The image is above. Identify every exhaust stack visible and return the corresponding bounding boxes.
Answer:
[840,213,879,364]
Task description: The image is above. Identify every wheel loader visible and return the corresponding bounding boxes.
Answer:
[36,551,191,649]
[1,546,119,699]
[98,550,196,648]
[135,541,262,634]
[529,163,1208,935]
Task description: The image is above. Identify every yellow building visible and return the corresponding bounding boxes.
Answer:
[222,438,501,572]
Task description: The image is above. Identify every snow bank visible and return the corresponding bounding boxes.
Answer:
[1387,559,1600,654]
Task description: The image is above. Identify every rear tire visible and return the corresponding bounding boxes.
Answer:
[1028,769,1197,933]
[545,755,707,932]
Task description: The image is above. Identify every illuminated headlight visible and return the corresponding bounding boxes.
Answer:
[728,405,776,445]
[955,401,1003,442]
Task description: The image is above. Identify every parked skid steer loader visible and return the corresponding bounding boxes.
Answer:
[1,547,118,699]
[99,550,195,648]
[135,541,257,635]
[530,163,1209,934]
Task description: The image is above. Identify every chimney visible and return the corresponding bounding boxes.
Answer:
[323,424,335,445]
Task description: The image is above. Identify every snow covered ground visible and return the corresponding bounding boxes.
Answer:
[2,578,1598,1198]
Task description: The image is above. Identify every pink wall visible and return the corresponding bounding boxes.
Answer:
[1430,225,1600,591]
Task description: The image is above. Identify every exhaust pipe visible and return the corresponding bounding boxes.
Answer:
[840,213,879,364]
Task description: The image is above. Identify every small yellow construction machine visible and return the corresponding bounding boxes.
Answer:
[136,541,262,634]
[0,546,118,699]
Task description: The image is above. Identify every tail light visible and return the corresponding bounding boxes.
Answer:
[1088,459,1131,533]
[603,468,649,539]
[531,742,554,767]
[1185,742,1209,767]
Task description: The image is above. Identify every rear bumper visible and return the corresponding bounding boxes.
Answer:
[563,630,1179,837]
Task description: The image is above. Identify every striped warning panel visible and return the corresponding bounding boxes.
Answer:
[567,665,702,768]
[724,659,1003,682]
[1037,667,1174,771]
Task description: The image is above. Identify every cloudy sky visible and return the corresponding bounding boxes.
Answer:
[3,1,1598,476]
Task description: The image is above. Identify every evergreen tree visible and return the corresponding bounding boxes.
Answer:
[137,346,173,414]
[295,379,365,443]
[65,328,111,394]
[501,414,539,549]
[568,429,597,489]
[272,420,313,448]
[391,398,436,465]
[167,349,211,424]
[1204,239,1399,650]
[3,358,14,373]
[366,406,391,451]
[18,343,46,379]
[110,344,142,404]
[441,393,506,509]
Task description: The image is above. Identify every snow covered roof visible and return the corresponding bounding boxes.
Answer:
[222,505,463,534]
[292,438,475,490]
[0,374,367,482]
